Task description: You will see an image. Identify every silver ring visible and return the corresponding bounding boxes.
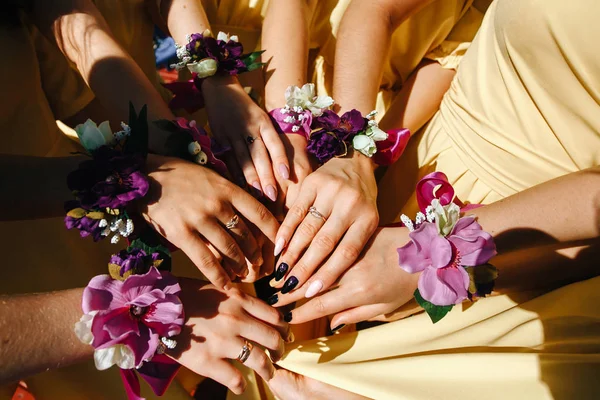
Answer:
[308,206,327,222]
[246,135,257,144]
[236,341,253,364]
[225,214,239,230]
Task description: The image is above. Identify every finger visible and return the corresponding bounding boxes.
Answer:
[330,304,390,329]
[220,143,247,189]
[178,230,232,290]
[218,212,262,266]
[247,135,278,202]
[241,293,289,336]
[203,359,247,395]
[304,219,375,296]
[238,317,285,362]
[232,340,275,382]
[230,187,280,243]
[281,285,359,325]
[273,185,317,258]
[230,135,260,193]
[273,207,344,294]
[258,238,276,280]
[201,220,248,277]
[260,122,290,181]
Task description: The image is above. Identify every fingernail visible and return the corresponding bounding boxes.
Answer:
[251,181,263,197]
[284,312,293,322]
[267,294,278,305]
[274,262,288,281]
[304,280,323,298]
[274,237,285,256]
[278,164,290,180]
[285,331,295,343]
[223,282,234,291]
[331,324,346,333]
[265,185,277,202]
[269,278,279,287]
[281,276,298,294]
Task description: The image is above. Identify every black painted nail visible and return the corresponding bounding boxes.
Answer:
[281,276,299,294]
[274,262,289,281]
[267,294,278,306]
[331,324,346,333]
[284,312,293,322]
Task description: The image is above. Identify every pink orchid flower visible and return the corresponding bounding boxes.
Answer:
[398,217,496,306]
[82,267,184,368]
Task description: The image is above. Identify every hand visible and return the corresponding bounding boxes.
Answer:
[142,154,279,289]
[273,227,420,329]
[271,155,379,302]
[170,280,289,395]
[268,134,314,220]
[202,75,290,201]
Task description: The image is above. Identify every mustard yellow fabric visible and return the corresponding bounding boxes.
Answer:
[314,0,491,117]
[278,0,600,398]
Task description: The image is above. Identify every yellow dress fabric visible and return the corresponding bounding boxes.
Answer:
[314,0,492,117]
[278,0,600,398]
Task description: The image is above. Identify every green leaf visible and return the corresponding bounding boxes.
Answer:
[465,264,498,297]
[153,119,180,133]
[164,131,194,160]
[242,50,265,65]
[128,230,172,271]
[123,103,149,157]
[246,62,266,72]
[414,289,453,324]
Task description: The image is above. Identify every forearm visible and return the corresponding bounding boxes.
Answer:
[378,60,455,133]
[0,155,85,221]
[263,0,311,111]
[0,289,92,384]
[30,0,175,150]
[159,0,210,44]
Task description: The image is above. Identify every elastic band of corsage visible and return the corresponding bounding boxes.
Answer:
[66,105,185,400]
[397,172,498,324]
[269,83,411,165]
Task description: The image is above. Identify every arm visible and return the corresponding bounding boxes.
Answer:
[333,0,435,114]
[0,289,92,385]
[0,155,84,221]
[279,166,600,326]
[30,0,176,151]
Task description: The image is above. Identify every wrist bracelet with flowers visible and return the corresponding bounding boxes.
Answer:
[397,172,498,323]
[269,84,411,166]
[66,104,185,399]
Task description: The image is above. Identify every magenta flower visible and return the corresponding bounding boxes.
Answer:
[82,267,184,368]
[173,118,229,176]
[269,108,313,138]
[398,217,496,306]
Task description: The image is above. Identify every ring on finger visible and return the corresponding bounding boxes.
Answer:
[236,340,254,364]
[308,206,327,223]
[225,214,240,230]
[246,135,259,144]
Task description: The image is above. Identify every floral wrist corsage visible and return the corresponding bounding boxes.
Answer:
[66,105,186,399]
[270,84,411,166]
[398,172,498,323]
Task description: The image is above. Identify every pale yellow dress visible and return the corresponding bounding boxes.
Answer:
[314,0,492,117]
[277,0,600,398]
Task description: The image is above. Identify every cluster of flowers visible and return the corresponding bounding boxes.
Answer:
[172,30,264,79]
[397,172,498,323]
[66,106,186,399]
[270,83,411,165]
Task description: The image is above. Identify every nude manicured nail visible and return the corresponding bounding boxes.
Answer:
[265,185,277,202]
[251,181,263,197]
[278,164,290,180]
[304,280,323,298]
[274,238,285,256]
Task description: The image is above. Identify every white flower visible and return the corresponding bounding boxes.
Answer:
[75,119,115,152]
[366,125,388,142]
[217,31,238,42]
[187,58,218,78]
[194,151,208,165]
[352,134,377,157]
[74,311,98,345]
[94,344,136,370]
[284,83,334,116]
[431,199,461,236]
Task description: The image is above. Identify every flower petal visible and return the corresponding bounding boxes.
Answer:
[82,275,127,313]
[143,295,184,337]
[398,223,439,273]
[418,266,469,306]
[449,217,497,266]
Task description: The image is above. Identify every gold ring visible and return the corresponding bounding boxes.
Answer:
[308,206,327,222]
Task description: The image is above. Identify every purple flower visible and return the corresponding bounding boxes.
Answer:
[67,147,150,210]
[306,130,348,164]
[398,218,496,306]
[110,248,161,277]
[64,201,105,241]
[186,33,247,76]
[82,267,184,368]
[313,109,367,140]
